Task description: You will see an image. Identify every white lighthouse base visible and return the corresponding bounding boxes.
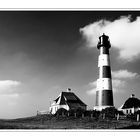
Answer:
[93,105,114,111]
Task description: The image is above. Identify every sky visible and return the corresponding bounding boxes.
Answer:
[0,11,140,119]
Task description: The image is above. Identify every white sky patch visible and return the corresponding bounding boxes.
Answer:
[112,79,126,94]
[0,80,21,96]
[89,81,96,87]
[0,93,19,107]
[87,80,97,95]
[0,80,21,110]
[112,69,139,79]
[86,87,96,95]
[80,16,140,61]
[0,80,20,87]
[0,93,19,98]
[112,79,126,87]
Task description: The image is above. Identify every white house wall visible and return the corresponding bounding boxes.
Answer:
[120,107,140,115]
[50,104,69,114]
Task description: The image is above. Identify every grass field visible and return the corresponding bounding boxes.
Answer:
[0,114,140,129]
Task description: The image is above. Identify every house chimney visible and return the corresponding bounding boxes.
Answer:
[67,88,71,92]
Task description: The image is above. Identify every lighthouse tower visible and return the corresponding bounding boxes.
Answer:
[94,33,114,111]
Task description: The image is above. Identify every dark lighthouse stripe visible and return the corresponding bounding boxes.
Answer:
[96,90,113,106]
[99,66,112,78]
[100,46,109,54]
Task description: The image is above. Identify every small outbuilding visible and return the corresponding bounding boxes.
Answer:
[49,88,87,114]
[118,94,140,115]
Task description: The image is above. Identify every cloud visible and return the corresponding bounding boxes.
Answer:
[86,87,96,95]
[0,80,21,96]
[112,79,126,87]
[112,69,139,79]
[80,16,140,61]
[112,69,139,93]
[86,80,97,95]
[1,93,19,98]
[89,81,96,87]
[112,79,126,93]
[0,80,20,88]
[87,69,138,95]
[0,80,21,108]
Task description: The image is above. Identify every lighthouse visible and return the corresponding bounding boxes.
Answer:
[94,33,114,111]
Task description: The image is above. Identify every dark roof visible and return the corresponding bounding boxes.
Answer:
[54,92,87,107]
[67,103,86,109]
[122,97,140,109]
[59,94,66,105]
[54,97,59,102]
